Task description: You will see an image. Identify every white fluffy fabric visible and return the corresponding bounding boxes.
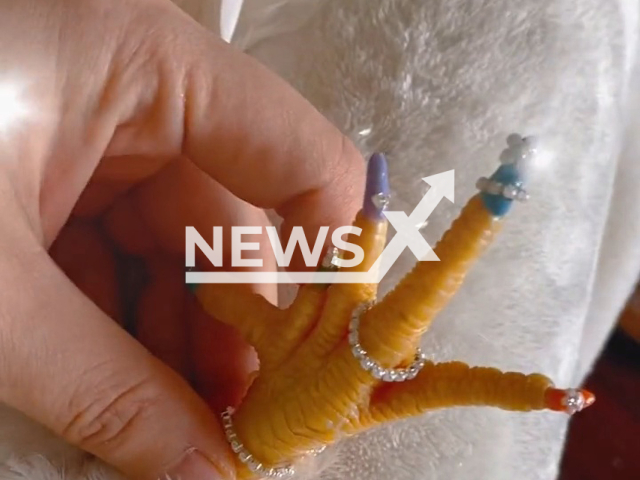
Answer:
[2,1,640,479]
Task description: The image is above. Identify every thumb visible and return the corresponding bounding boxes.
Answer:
[0,222,234,479]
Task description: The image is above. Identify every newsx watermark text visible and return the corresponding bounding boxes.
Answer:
[185,171,454,284]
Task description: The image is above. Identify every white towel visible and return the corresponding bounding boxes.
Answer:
[1,1,639,479]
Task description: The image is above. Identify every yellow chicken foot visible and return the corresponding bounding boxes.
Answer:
[192,134,595,479]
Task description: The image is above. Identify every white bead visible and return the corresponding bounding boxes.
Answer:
[499,149,517,164]
[506,133,524,147]
[247,459,262,473]
[503,185,518,199]
[352,345,365,359]
[382,371,397,382]
[360,357,374,370]
[562,388,585,414]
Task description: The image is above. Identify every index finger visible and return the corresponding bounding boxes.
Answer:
[187,40,365,221]
[185,40,365,252]
[107,6,365,248]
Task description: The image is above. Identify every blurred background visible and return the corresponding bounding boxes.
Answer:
[559,279,640,480]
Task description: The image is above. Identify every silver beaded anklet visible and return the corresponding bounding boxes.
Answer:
[476,176,529,201]
[221,408,295,478]
[348,302,428,382]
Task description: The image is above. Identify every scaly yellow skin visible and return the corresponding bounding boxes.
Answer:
[194,138,594,478]
[195,190,590,479]
[359,195,499,367]
[196,213,389,477]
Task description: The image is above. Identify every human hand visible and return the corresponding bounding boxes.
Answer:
[0,0,363,478]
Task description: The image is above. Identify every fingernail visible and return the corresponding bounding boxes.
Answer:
[363,152,390,221]
[164,448,233,480]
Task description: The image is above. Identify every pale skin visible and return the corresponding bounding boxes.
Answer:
[0,0,364,479]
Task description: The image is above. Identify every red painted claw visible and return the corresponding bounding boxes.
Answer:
[545,387,595,414]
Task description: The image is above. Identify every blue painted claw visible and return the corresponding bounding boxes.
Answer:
[362,153,391,221]
[479,134,536,217]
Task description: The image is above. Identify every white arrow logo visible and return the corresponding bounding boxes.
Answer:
[367,170,454,283]
[186,170,454,284]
